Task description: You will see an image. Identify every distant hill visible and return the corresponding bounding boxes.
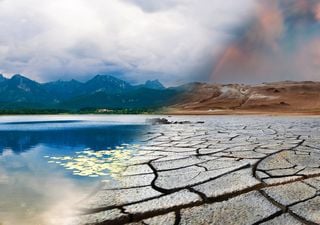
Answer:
[80,75,133,95]
[59,88,178,110]
[0,74,55,108]
[0,74,180,111]
[0,74,6,82]
[143,80,165,90]
[43,79,83,100]
[169,81,320,114]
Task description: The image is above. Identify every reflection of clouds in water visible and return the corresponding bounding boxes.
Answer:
[0,116,147,225]
[1,149,13,157]
[46,144,140,178]
[0,148,96,225]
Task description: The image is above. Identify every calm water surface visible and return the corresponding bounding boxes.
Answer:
[0,115,150,225]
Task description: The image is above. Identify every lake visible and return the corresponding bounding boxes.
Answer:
[0,115,150,225]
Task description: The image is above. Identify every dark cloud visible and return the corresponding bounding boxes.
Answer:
[211,0,320,83]
[122,0,179,13]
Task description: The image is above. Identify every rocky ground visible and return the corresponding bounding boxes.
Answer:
[76,116,320,225]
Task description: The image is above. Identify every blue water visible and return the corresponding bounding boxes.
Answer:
[0,115,149,225]
[0,124,145,155]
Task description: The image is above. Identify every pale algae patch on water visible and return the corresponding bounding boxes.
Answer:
[45,144,141,178]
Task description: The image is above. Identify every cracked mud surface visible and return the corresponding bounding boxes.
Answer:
[76,116,320,225]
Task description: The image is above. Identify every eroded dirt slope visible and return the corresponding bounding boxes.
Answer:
[170,81,320,114]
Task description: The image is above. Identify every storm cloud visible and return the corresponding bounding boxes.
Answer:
[0,0,254,84]
[212,0,320,83]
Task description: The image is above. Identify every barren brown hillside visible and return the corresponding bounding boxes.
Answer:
[169,81,320,115]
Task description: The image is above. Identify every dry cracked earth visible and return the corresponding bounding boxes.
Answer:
[76,116,320,225]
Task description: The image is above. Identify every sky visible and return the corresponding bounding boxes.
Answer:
[212,0,320,84]
[0,0,255,84]
[0,0,319,85]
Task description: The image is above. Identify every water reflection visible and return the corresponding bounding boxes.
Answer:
[0,116,147,225]
[46,147,140,178]
[0,125,144,154]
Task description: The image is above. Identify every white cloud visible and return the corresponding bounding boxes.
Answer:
[0,0,255,84]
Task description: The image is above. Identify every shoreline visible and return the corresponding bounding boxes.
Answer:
[0,111,320,116]
[165,109,320,116]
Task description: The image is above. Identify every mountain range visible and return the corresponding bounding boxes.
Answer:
[0,74,177,110]
[0,73,319,114]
